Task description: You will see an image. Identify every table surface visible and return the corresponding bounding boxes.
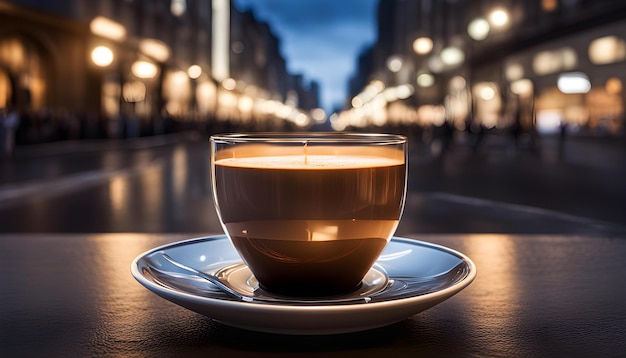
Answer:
[1,233,625,357]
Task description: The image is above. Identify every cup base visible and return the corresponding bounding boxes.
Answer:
[257,281,363,298]
[214,262,390,302]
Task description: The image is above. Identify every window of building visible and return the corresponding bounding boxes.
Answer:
[0,36,46,109]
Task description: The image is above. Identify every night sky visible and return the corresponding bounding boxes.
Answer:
[232,0,379,112]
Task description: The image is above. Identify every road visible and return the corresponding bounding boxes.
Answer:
[1,130,625,237]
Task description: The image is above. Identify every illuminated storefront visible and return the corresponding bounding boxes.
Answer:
[347,0,626,137]
[0,2,99,113]
[0,0,320,142]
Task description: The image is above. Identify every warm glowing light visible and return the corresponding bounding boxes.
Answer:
[294,112,309,127]
[386,56,403,73]
[139,39,170,62]
[441,46,465,66]
[123,81,146,102]
[330,113,345,131]
[222,78,236,90]
[196,81,216,114]
[102,81,120,117]
[542,0,558,12]
[212,0,230,81]
[382,85,413,102]
[90,16,126,41]
[238,96,254,113]
[218,91,237,107]
[417,105,446,126]
[505,63,524,81]
[533,48,577,75]
[606,77,622,95]
[0,71,10,108]
[473,83,501,127]
[370,80,385,92]
[511,79,533,96]
[479,86,495,101]
[417,73,435,88]
[396,84,414,99]
[162,71,191,115]
[467,18,490,41]
[187,65,202,79]
[169,70,189,86]
[413,37,433,55]
[557,72,591,94]
[91,46,114,67]
[171,0,186,16]
[537,110,562,134]
[489,9,509,27]
[589,36,626,65]
[311,108,326,123]
[109,176,127,214]
[449,76,466,91]
[131,61,158,79]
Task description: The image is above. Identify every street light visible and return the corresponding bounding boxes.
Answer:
[467,17,490,41]
[557,72,591,94]
[413,37,433,55]
[91,46,114,67]
[489,9,509,28]
[187,65,202,79]
[441,46,465,67]
[89,16,126,42]
[139,39,170,63]
[171,0,186,16]
[386,55,403,73]
[417,73,435,88]
[131,60,158,79]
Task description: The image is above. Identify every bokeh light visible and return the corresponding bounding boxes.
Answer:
[467,17,490,41]
[413,37,434,55]
[489,9,509,28]
[131,61,158,79]
[386,56,403,72]
[91,46,114,67]
[187,65,202,79]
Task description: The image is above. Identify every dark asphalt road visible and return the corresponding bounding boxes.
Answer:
[1,131,625,237]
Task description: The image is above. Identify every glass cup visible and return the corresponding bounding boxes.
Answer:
[210,133,407,296]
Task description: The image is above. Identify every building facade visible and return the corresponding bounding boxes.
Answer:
[342,0,626,137]
[0,0,320,143]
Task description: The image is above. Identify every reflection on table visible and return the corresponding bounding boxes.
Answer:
[1,233,625,357]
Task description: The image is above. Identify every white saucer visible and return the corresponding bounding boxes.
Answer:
[131,235,476,335]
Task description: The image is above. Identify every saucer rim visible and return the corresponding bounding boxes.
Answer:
[131,235,477,313]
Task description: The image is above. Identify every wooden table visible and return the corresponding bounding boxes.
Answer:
[1,233,625,357]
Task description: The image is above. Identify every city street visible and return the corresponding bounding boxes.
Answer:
[1,130,625,237]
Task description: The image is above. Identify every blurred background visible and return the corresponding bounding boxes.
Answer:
[0,0,624,237]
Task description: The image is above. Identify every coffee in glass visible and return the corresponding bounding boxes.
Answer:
[210,133,407,296]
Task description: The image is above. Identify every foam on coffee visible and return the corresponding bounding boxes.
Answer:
[216,155,403,169]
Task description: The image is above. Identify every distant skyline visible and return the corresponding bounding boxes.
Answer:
[232,0,379,113]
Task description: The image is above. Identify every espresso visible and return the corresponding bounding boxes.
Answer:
[230,235,388,295]
[213,153,406,295]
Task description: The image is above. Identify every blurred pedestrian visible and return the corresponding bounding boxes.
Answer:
[510,107,522,153]
[472,121,486,153]
[3,106,20,158]
[0,109,5,156]
[558,121,568,159]
[439,119,455,157]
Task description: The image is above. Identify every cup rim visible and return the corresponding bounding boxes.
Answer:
[210,132,407,145]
